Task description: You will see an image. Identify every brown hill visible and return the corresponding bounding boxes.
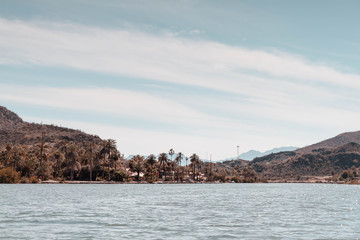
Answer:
[0,105,102,148]
[249,143,360,178]
[221,132,360,179]
[296,131,360,153]
[0,106,23,130]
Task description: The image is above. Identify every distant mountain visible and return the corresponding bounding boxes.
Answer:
[239,147,298,160]
[297,131,360,153]
[238,150,262,160]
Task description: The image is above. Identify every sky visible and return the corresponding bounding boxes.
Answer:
[0,0,360,160]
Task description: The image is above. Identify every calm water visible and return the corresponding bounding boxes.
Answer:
[0,183,359,239]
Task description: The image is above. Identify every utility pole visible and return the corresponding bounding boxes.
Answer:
[237,145,239,160]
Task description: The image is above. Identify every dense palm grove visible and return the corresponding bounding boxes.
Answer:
[0,105,261,183]
[0,139,260,183]
[1,137,358,184]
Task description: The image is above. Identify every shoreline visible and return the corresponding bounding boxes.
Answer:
[35,180,359,185]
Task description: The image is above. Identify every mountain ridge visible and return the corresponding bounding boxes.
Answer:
[238,146,298,160]
[296,131,360,154]
[222,132,360,179]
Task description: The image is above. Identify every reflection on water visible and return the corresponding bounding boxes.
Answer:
[0,183,359,239]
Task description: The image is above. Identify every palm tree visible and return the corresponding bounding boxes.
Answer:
[145,154,157,182]
[196,158,203,181]
[10,146,21,171]
[190,153,199,181]
[112,149,120,172]
[101,139,117,180]
[54,151,61,179]
[175,152,183,182]
[169,148,175,162]
[66,143,79,181]
[185,156,189,177]
[146,154,157,167]
[37,125,47,168]
[59,141,68,179]
[168,149,176,181]
[175,152,183,166]
[158,153,169,180]
[85,143,95,181]
[129,155,144,182]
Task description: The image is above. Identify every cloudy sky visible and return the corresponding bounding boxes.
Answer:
[1,0,360,160]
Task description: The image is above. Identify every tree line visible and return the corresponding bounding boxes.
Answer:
[0,138,261,183]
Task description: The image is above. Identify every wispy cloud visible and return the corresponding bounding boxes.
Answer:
[1,18,359,109]
[1,18,360,91]
[0,84,219,128]
[1,83,359,156]
[22,116,307,160]
[1,17,360,159]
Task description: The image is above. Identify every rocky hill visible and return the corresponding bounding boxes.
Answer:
[0,106,23,130]
[0,105,102,148]
[249,143,360,178]
[296,131,360,153]
[221,131,360,179]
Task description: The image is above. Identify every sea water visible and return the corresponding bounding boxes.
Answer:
[0,183,359,239]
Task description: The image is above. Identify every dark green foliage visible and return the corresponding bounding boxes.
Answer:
[158,153,169,180]
[129,155,144,181]
[78,165,91,180]
[111,170,126,182]
[340,168,358,181]
[341,171,349,179]
[214,173,226,183]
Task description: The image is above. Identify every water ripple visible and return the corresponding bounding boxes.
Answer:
[0,184,360,239]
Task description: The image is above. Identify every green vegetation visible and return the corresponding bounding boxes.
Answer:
[0,139,265,183]
[2,132,356,184]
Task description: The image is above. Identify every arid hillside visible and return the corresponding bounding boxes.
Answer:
[0,106,102,148]
[222,133,360,180]
[296,131,360,154]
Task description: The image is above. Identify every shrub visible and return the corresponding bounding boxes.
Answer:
[20,177,29,183]
[111,170,126,182]
[0,167,20,183]
[341,170,350,180]
[30,176,39,183]
[36,163,52,180]
[230,176,242,183]
[257,178,268,183]
[19,176,39,184]
[214,174,226,183]
[243,178,255,183]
